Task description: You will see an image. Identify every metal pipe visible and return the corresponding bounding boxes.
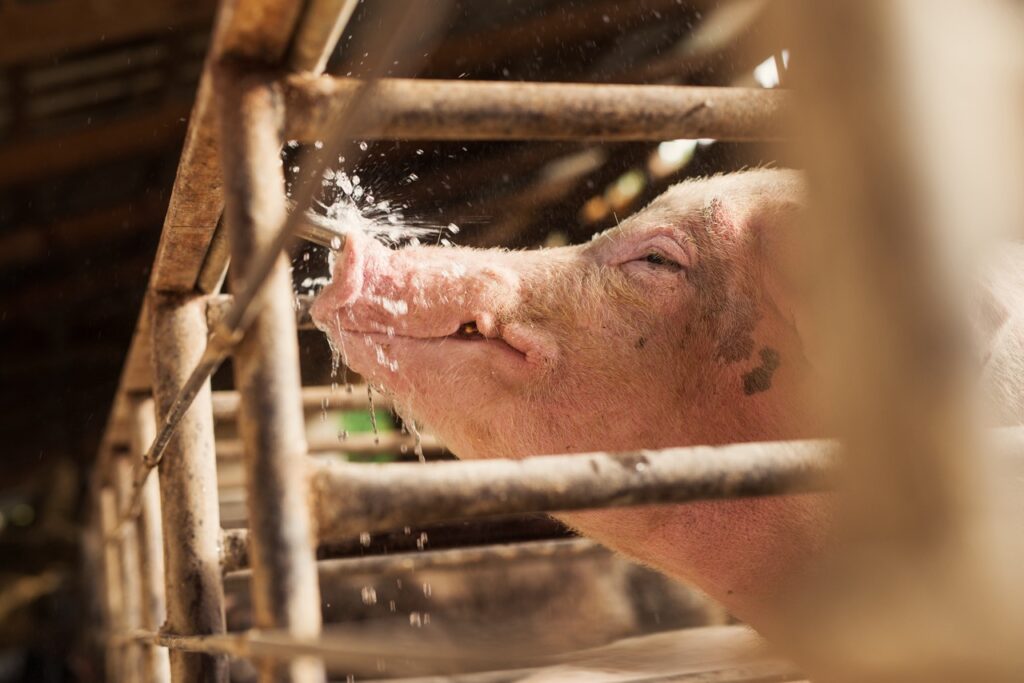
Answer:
[217,66,325,683]
[113,456,144,683]
[283,75,793,142]
[205,293,318,333]
[312,438,837,540]
[127,394,171,683]
[149,293,228,683]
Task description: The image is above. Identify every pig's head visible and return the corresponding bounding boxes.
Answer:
[311,169,817,459]
[312,168,830,630]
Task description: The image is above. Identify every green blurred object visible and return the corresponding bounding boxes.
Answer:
[338,410,399,462]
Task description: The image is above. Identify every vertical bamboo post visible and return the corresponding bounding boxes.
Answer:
[150,293,228,682]
[778,1,1024,680]
[128,393,172,683]
[215,61,326,683]
[113,454,144,682]
[99,487,125,683]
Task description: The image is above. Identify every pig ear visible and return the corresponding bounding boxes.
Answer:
[752,202,1010,372]
[745,198,825,369]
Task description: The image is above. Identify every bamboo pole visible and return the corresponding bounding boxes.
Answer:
[283,75,793,142]
[113,455,144,683]
[779,2,1024,680]
[127,394,171,683]
[228,538,603,581]
[216,64,325,683]
[209,384,389,419]
[215,432,444,460]
[99,487,125,683]
[312,438,838,541]
[149,293,227,682]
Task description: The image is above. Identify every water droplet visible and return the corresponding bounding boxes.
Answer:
[358,141,369,151]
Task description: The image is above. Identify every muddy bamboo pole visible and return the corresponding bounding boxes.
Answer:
[127,394,171,683]
[283,76,793,142]
[113,456,144,683]
[99,487,125,683]
[312,438,838,541]
[216,65,325,683]
[149,293,227,683]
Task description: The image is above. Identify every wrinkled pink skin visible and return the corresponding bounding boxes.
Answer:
[311,169,830,631]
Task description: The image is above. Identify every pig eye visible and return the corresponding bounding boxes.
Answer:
[643,252,682,270]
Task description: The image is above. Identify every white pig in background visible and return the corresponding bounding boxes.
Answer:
[311,169,1024,634]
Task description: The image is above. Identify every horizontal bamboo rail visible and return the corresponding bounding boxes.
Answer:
[312,438,838,541]
[283,75,793,142]
[226,538,601,579]
[215,432,444,460]
[121,624,787,679]
[209,385,390,419]
[219,514,570,573]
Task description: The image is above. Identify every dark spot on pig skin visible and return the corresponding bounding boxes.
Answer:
[742,347,781,395]
[635,336,647,350]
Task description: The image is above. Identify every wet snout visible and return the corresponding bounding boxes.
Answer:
[310,230,522,342]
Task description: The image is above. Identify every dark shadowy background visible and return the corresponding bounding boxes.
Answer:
[0,1,787,678]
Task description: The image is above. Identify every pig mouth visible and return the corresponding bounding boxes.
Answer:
[453,321,485,340]
[339,319,532,362]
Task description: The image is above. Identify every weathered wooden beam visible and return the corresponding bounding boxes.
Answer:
[283,76,793,142]
[149,0,306,292]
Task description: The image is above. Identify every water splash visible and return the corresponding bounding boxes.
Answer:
[367,385,380,446]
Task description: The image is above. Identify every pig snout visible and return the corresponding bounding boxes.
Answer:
[311,231,560,383]
[313,231,516,337]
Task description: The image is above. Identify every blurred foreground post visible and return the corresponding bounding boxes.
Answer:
[780,1,1024,680]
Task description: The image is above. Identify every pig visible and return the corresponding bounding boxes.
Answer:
[310,168,1024,634]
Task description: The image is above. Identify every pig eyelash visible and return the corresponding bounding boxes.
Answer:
[641,252,684,272]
